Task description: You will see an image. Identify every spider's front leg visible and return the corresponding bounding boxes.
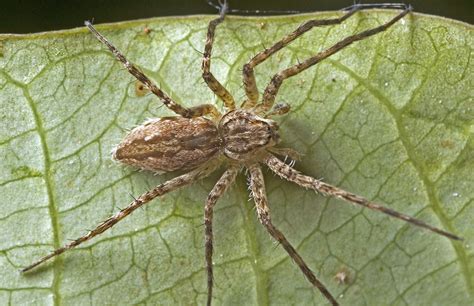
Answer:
[241,5,356,108]
[247,163,339,306]
[264,154,462,241]
[250,4,411,112]
[202,0,236,111]
[204,166,239,306]
[242,3,410,108]
[22,160,220,273]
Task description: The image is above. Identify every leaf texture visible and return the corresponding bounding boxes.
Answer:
[0,11,473,305]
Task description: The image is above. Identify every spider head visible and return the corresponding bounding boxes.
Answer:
[219,109,280,161]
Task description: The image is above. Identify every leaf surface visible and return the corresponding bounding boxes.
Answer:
[0,11,473,305]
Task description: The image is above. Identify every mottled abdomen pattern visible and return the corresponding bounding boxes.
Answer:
[113,117,222,172]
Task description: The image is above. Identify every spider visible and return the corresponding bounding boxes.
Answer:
[22,1,463,305]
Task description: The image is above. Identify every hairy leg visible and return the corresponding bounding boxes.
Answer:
[22,159,221,272]
[247,163,339,306]
[189,104,222,121]
[85,21,215,118]
[204,166,239,306]
[202,0,236,110]
[252,4,411,112]
[264,154,462,241]
[242,3,410,108]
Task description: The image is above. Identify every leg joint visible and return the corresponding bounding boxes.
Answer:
[243,63,252,74]
[202,71,213,82]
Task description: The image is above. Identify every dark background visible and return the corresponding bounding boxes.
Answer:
[1,0,472,34]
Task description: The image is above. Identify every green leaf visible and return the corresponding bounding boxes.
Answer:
[1,10,473,305]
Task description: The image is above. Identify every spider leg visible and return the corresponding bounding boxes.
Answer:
[85,21,216,118]
[189,103,222,121]
[202,0,236,111]
[22,160,221,273]
[264,102,291,118]
[204,166,239,306]
[252,4,411,112]
[264,154,463,241]
[247,163,339,306]
[242,3,410,108]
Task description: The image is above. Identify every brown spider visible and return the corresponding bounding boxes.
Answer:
[23,2,462,305]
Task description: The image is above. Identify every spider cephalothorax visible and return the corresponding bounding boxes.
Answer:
[219,109,280,161]
[23,2,462,306]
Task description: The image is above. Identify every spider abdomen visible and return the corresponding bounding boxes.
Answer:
[113,116,222,172]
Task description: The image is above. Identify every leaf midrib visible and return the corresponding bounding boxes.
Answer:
[2,73,63,304]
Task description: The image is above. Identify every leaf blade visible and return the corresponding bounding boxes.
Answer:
[0,11,472,305]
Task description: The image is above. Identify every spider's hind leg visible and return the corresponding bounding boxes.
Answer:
[85,21,193,117]
[202,0,236,111]
[22,160,221,273]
